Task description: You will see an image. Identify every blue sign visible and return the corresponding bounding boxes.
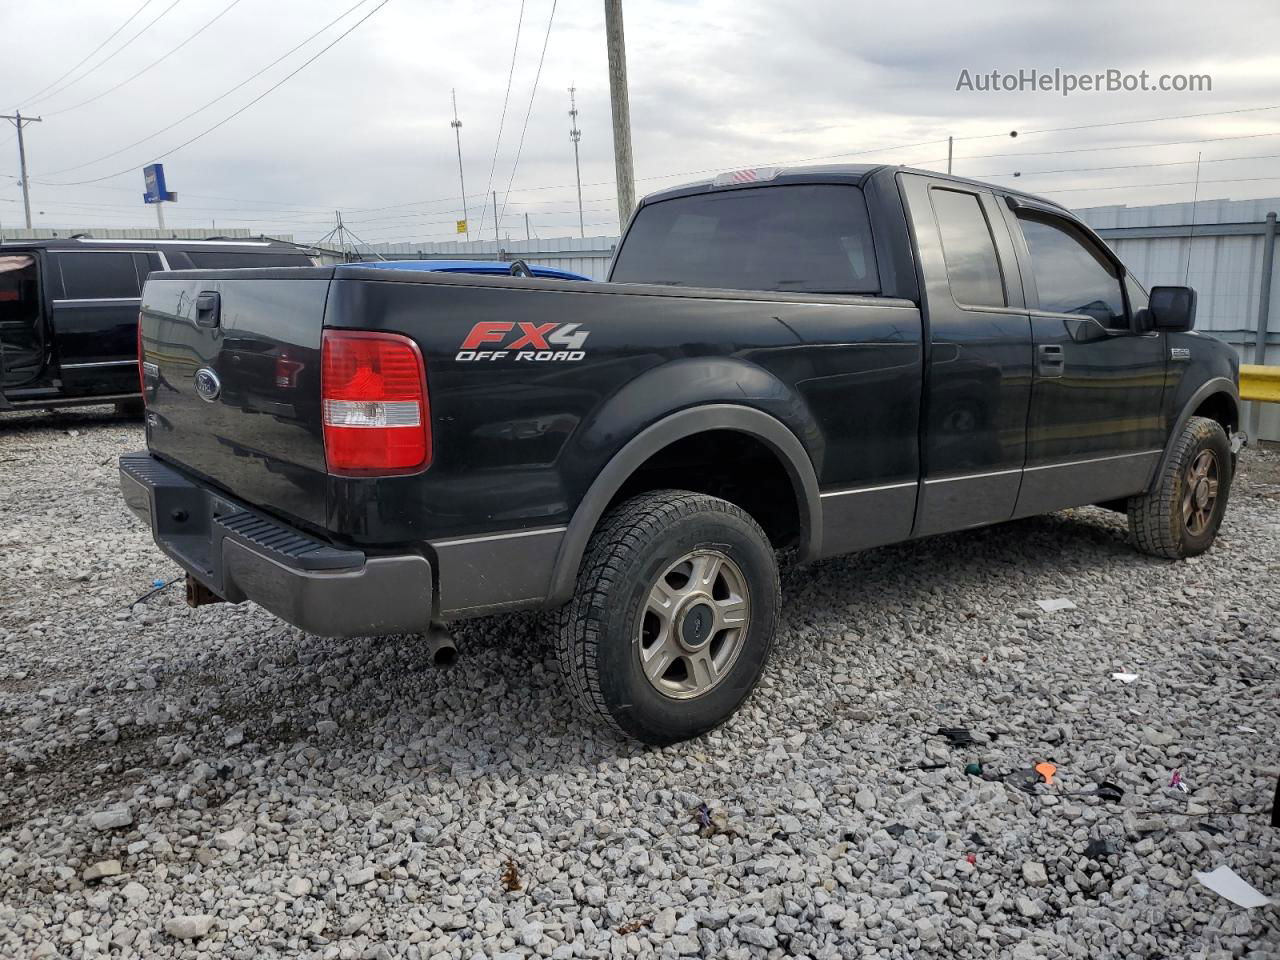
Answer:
[142,163,177,204]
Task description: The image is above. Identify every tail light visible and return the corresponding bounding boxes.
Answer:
[321,330,431,475]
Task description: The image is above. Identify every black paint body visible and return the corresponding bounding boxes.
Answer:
[130,166,1241,625]
[0,238,313,409]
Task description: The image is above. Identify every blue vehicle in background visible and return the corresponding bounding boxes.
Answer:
[356,259,592,281]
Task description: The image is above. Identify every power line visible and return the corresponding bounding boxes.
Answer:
[29,0,186,108]
[17,0,155,105]
[955,128,1280,162]
[973,102,1280,140]
[38,0,380,181]
[1036,175,1280,196]
[498,0,557,225]
[973,149,1280,181]
[474,1,526,239]
[44,0,246,117]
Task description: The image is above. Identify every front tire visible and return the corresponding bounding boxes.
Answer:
[1128,416,1232,559]
[554,490,780,745]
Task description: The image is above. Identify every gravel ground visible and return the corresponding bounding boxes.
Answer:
[0,406,1277,960]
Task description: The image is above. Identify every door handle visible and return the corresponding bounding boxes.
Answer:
[1037,343,1065,378]
[195,291,221,328]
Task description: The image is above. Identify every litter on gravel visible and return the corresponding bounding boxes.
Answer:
[1,406,1278,959]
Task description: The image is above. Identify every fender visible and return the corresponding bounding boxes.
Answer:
[1147,376,1239,492]
[545,403,823,607]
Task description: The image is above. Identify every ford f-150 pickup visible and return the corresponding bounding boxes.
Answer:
[120,164,1242,744]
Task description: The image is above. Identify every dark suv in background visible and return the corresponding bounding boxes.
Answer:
[0,237,315,413]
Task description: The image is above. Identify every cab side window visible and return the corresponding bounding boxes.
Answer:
[930,188,1006,308]
[1018,215,1126,328]
[55,252,142,300]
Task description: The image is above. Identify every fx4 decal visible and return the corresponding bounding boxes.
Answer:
[457,321,590,362]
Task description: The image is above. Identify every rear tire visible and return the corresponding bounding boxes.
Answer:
[1128,416,1232,559]
[553,490,780,745]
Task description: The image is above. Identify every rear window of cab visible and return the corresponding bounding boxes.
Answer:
[609,184,879,296]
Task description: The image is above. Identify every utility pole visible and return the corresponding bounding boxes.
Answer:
[603,0,635,228]
[569,84,585,238]
[2,110,43,229]
[492,191,499,248]
[947,136,953,175]
[525,212,531,241]
[450,89,470,241]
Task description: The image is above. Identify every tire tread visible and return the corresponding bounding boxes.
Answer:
[552,490,776,737]
[1128,416,1227,559]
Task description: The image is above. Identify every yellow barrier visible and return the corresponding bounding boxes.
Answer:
[1240,364,1280,403]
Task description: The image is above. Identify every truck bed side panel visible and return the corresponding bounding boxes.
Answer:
[322,273,923,559]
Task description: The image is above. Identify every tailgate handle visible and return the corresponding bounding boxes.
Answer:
[195,291,221,328]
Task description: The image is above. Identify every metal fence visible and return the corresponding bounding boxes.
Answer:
[350,236,618,280]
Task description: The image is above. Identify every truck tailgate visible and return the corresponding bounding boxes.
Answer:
[140,271,332,531]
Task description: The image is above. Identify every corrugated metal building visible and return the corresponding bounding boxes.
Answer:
[1077,198,1280,440]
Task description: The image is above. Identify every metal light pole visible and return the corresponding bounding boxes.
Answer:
[604,0,635,229]
[569,84,585,238]
[2,110,43,228]
[450,89,470,241]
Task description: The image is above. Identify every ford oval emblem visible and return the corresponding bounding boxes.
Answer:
[194,367,221,402]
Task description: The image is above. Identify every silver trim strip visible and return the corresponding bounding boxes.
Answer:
[433,526,568,548]
[820,480,917,499]
[52,297,141,305]
[1024,449,1161,472]
[74,238,273,247]
[925,467,1022,485]
[61,360,136,369]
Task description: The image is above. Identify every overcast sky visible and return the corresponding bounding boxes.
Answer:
[2,0,1279,244]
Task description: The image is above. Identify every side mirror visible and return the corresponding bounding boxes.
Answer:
[1148,285,1197,332]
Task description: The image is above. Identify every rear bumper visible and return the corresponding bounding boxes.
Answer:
[119,452,433,637]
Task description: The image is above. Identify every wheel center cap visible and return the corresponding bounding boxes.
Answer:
[679,601,715,650]
[1194,479,1210,508]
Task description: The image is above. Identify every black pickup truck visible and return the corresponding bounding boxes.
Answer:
[0,237,314,413]
[121,165,1241,743]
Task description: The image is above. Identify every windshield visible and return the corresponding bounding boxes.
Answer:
[609,183,879,295]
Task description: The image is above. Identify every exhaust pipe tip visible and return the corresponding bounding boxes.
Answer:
[425,625,458,667]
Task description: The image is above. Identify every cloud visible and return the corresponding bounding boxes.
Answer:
[1,0,1278,243]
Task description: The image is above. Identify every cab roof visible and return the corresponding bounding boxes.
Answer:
[640,163,1068,212]
[0,236,306,252]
